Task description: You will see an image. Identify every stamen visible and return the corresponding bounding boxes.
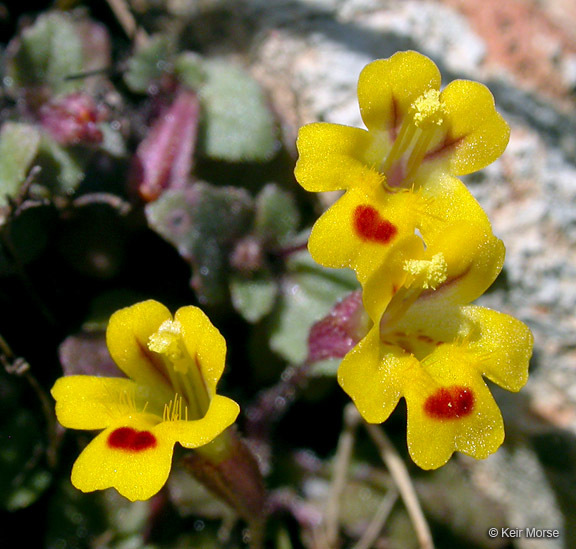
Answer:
[163,393,190,422]
[149,320,211,422]
[403,253,447,290]
[411,89,444,128]
[380,114,417,175]
[380,254,447,331]
[380,285,422,330]
[148,320,184,361]
[404,129,435,181]
[115,387,139,416]
[380,89,446,187]
[163,399,171,422]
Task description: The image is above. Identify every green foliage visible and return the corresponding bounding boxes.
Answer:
[269,250,358,364]
[230,274,278,323]
[199,60,278,162]
[174,52,207,89]
[254,183,300,246]
[146,184,253,303]
[5,12,84,96]
[0,123,40,206]
[124,35,175,93]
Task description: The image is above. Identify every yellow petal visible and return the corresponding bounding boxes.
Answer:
[308,184,421,282]
[395,175,505,309]
[71,416,173,501]
[106,300,174,400]
[338,325,419,424]
[440,80,510,175]
[416,173,489,231]
[461,305,533,392]
[360,175,503,320]
[405,346,504,469]
[51,376,150,430]
[420,218,505,307]
[156,394,240,448]
[295,123,382,192]
[358,51,441,133]
[174,306,227,396]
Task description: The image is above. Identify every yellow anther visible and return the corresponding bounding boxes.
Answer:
[411,89,444,128]
[163,394,188,422]
[404,252,448,290]
[148,319,184,361]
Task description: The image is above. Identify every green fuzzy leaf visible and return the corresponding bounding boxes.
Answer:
[0,123,41,206]
[174,51,207,89]
[310,358,340,377]
[269,248,359,364]
[99,123,128,158]
[146,184,254,304]
[199,60,277,162]
[35,136,86,194]
[5,12,84,96]
[124,34,174,93]
[255,183,300,246]
[230,274,278,323]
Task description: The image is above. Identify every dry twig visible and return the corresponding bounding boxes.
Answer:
[352,486,398,549]
[106,0,148,47]
[324,403,361,547]
[364,421,435,549]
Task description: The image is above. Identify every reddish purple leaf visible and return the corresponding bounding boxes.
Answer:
[130,88,200,202]
[307,290,368,363]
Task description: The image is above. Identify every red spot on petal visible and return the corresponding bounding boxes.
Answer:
[354,205,397,244]
[424,386,474,420]
[108,427,157,452]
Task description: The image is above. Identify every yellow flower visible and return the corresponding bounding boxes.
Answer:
[338,276,533,469]
[51,300,240,501]
[295,51,509,317]
[296,50,509,192]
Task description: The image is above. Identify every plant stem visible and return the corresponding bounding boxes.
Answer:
[106,0,148,47]
[245,360,312,472]
[0,335,60,468]
[352,486,398,549]
[324,403,361,547]
[364,422,435,549]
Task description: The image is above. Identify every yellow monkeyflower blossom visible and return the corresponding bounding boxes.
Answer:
[338,271,533,469]
[295,51,509,317]
[51,300,240,501]
[296,50,509,191]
